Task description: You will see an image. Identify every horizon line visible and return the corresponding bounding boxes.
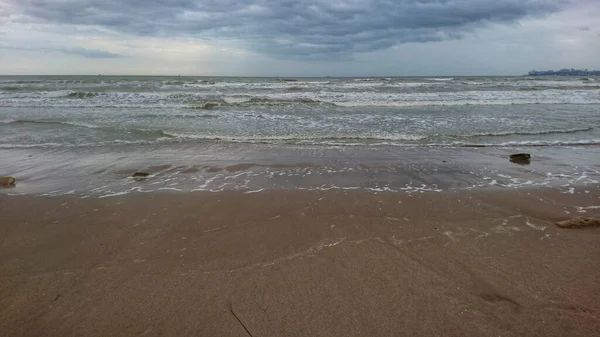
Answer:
[0,73,531,77]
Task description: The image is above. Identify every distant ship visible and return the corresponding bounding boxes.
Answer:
[528,68,600,76]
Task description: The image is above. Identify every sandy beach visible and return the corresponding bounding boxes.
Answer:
[1,187,599,337]
[3,1,600,335]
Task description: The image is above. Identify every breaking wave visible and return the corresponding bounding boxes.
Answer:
[456,139,600,147]
[186,97,335,109]
[0,119,174,138]
[460,127,595,138]
[65,92,100,98]
[159,133,427,143]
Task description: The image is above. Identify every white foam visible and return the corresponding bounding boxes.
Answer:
[525,218,547,231]
[98,191,130,198]
[575,205,600,213]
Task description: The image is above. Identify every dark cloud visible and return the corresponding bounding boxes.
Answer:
[6,0,567,57]
[0,45,123,58]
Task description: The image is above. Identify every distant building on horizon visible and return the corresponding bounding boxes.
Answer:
[528,69,600,76]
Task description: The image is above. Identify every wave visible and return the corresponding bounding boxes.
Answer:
[0,142,66,148]
[159,132,427,143]
[523,77,561,81]
[0,139,169,149]
[162,80,186,85]
[2,119,102,128]
[65,91,100,98]
[456,139,600,147]
[186,97,334,109]
[1,119,174,138]
[518,86,600,91]
[460,127,595,138]
[186,99,226,109]
[247,97,325,104]
[3,123,600,149]
[136,113,218,119]
[334,99,600,107]
[3,138,599,149]
[10,80,44,84]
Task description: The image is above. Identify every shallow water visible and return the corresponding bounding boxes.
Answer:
[1,75,599,196]
[1,143,599,197]
[2,75,600,148]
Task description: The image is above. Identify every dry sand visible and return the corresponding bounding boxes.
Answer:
[1,188,600,337]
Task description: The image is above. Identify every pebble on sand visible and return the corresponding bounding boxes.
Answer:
[0,176,16,188]
[510,153,531,164]
[555,217,600,228]
[132,172,150,178]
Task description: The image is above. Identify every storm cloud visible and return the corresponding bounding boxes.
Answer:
[0,45,123,58]
[4,0,567,57]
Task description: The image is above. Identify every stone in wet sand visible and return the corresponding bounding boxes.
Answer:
[0,176,16,187]
[510,153,531,164]
[132,172,150,179]
[555,217,600,229]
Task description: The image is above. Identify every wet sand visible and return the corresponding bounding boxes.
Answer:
[3,144,600,197]
[1,188,600,337]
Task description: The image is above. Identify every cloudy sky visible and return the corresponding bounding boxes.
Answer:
[1,0,599,76]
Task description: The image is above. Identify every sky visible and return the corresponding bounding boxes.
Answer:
[1,0,599,76]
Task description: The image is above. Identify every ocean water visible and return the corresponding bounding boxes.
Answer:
[1,75,599,196]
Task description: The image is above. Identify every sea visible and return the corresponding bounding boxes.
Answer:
[1,75,599,197]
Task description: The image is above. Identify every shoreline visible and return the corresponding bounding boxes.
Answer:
[2,144,600,197]
[2,187,599,336]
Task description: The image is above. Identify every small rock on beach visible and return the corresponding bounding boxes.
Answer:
[132,172,150,178]
[0,176,16,187]
[555,217,600,229]
[510,153,531,164]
